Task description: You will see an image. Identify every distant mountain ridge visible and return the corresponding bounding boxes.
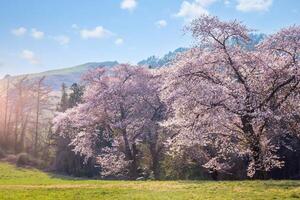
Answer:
[1,33,266,91]
[5,61,119,90]
[138,47,188,68]
[2,48,188,91]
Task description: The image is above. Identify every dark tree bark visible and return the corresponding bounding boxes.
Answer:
[34,77,45,157]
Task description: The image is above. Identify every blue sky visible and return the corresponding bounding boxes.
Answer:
[0,0,299,77]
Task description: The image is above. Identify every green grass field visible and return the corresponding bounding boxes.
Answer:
[0,162,300,200]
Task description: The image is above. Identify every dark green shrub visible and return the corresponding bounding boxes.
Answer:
[0,148,6,159]
[16,153,44,168]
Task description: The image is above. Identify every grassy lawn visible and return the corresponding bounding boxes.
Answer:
[0,162,300,199]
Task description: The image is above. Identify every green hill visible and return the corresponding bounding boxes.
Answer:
[1,61,118,91]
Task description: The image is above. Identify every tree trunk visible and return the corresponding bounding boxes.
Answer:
[3,77,10,147]
[149,140,160,180]
[6,107,13,149]
[130,143,139,179]
[211,170,218,181]
[241,114,263,179]
[121,129,138,179]
[19,114,29,153]
[250,137,264,179]
[13,107,20,154]
[147,128,161,180]
[34,77,44,157]
[151,153,160,180]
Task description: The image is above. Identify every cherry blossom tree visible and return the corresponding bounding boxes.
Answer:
[53,64,166,179]
[162,16,300,178]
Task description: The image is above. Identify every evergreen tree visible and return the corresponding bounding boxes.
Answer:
[68,83,84,108]
[58,83,69,112]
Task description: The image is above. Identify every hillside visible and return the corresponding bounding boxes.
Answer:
[0,35,265,91]
[5,61,119,90]
[21,47,187,90]
[0,48,185,91]
[0,162,299,199]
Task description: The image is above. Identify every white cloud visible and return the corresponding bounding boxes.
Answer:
[175,0,216,21]
[72,24,79,29]
[20,50,39,65]
[11,27,27,36]
[224,0,230,5]
[31,28,44,39]
[115,38,124,45]
[121,0,137,11]
[155,20,167,28]
[53,35,70,45]
[236,0,272,12]
[80,26,112,39]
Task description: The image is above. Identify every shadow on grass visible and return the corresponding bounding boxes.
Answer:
[263,181,300,189]
[48,173,95,181]
[176,180,300,190]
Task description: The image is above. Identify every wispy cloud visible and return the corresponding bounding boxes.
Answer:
[31,28,44,39]
[53,35,70,45]
[175,0,216,21]
[11,27,27,36]
[224,0,230,5]
[71,24,79,29]
[115,38,124,45]
[236,0,273,12]
[80,26,112,39]
[121,0,137,11]
[20,49,39,65]
[155,20,167,28]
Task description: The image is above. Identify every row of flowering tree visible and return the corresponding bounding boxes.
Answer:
[53,16,300,179]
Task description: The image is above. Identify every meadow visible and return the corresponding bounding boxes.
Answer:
[0,162,299,200]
